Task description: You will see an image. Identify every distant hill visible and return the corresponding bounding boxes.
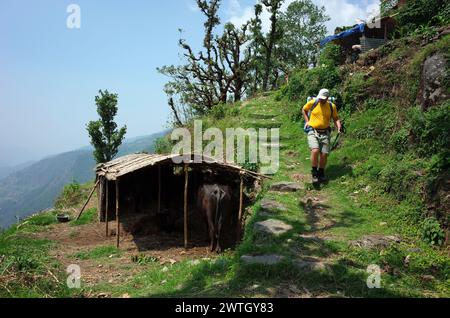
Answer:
[0,161,36,181]
[0,131,169,230]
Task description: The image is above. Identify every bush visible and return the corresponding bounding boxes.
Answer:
[54,181,85,209]
[282,65,341,103]
[153,136,172,155]
[318,44,345,67]
[409,102,450,160]
[397,0,448,30]
[342,73,376,112]
[421,217,445,246]
[210,103,227,120]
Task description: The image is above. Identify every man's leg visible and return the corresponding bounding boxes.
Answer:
[311,149,320,183]
[318,153,328,183]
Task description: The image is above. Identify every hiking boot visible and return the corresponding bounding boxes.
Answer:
[312,169,319,184]
[318,169,328,183]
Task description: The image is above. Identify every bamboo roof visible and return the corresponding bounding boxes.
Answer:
[95,153,265,181]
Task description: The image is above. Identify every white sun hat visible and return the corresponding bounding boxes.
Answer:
[317,89,330,100]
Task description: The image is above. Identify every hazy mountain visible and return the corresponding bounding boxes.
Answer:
[0,161,36,181]
[0,131,169,230]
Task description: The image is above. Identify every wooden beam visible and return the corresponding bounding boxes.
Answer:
[116,179,120,248]
[158,165,161,215]
[105,180,109,237]
[183,164,189,249]
[76,180,100,221]
[237,173,244,242]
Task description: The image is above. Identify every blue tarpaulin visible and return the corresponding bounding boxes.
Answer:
[320,23,365,47]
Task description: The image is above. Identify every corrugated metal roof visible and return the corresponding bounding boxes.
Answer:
[95,153,265,181]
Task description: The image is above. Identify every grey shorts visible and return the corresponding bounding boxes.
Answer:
[308,130,331,154]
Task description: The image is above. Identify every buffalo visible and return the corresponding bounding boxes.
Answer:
[197,184,233,253]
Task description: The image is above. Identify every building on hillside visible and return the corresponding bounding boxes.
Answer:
[90,153,264,250]
[319,0,410,62]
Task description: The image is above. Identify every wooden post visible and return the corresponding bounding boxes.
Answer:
[105,180,109,237]
[183,164,189,249]
[158,165,161,215]
[76,180,100,221]
[116,179,120,248]
[237,173,244,242]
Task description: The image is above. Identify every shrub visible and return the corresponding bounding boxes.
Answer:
[397,0,448,30]
[421,217,445,246]
[210,103,227,120]
[282,66,341,104]
[409,102,450,159]
[153,136,172,155]
[318,44,345,67]
[342,73,376,112]
[54,181,85,209]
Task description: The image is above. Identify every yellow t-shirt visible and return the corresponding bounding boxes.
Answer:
[303,99,339,130]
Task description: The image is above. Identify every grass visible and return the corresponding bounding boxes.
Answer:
[1,35,449,298]
[71,246,121,261]
[70,208,97,226]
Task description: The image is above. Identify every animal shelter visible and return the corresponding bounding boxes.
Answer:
[89,153,263,250]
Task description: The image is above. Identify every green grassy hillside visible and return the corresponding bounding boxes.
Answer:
[1,33,448,298]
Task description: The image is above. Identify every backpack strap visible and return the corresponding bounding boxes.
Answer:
[308,99,334,120]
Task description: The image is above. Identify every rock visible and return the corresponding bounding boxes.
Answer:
[417,53,450,111]
[161,280,167,285]
[260,199,288,214]
[380,222,388,226]
[294,258,326,271]
[122,293,131,298]
[162,266,169,273]
[241,254,285,265]
[350,235,401,249]
[421,275,435,282]
[254,219,293,236]
[270,182,303,193]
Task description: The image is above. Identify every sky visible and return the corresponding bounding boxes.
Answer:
[0,0,379,167]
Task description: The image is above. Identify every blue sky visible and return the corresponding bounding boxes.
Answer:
[0,0,378,166]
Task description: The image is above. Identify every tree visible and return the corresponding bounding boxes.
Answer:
[279,0,329,69]
[87,90,127,164]
[261,0,284,92]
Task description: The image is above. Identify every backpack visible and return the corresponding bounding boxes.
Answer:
[303,97,335,133]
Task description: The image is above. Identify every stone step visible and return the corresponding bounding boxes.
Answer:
[270,182,304,193]
[254,219,293,236]
[241,254,285,266]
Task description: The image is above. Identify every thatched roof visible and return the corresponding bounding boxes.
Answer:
[95,153,265,181]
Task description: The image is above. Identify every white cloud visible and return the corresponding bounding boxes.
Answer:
[226,0,381,34]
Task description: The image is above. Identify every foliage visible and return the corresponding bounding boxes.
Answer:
[153,136,172,155]
[397,0,448,29]
[87,90,127,164]
[409,102,450,161]
[317,43,344,67]
[421,217,445,246]
[278,0,329,69]
[342,73,376,112]
[54,181,85,209]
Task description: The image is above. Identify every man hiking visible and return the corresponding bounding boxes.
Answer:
[302,89,342,184]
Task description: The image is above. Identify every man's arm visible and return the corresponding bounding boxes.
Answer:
[302,108,310,125]
[332,104,342,132]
